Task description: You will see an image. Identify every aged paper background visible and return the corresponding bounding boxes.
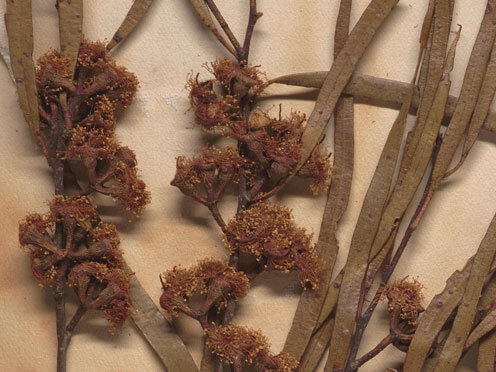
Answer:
[1,0,496,371]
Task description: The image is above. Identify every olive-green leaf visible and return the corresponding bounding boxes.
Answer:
[5,0,40,137]
[283,0,353,361]
[56,0,83,75]
[432,213,496,372]
[124,263,199,372]
[107,0,154,51]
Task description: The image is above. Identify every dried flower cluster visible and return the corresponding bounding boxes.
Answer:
[181,58,331,194]
[383,277,425,325]
[206,324,299,372]
[225,201,319,288]
[160,258,249,318]
[19,196,131,329]
[36,40,150,215]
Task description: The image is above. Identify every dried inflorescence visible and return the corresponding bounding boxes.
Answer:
[225,201,319,288]
[35,40,149,215]
[19,196,131,329]
[171,145,252,205]
[184,61,331,195]
[383,277,425,325]
[206,324,299,372]
[159,258,250,317]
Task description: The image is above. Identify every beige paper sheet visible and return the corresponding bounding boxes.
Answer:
[0,0,495,371]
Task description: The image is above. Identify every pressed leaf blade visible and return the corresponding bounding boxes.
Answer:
[433,213,496,372]
[269,71,496,134]
[107,0,154,51]
[430,0,496,186]
[124,264,199,372]
[5,0,40,136]
[283,0,354,361]
[56,0,83,74]
[294,0,399,177]
[325,51,419,371]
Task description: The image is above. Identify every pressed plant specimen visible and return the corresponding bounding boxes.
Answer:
[3,1,197,371]
[162,1,333,371]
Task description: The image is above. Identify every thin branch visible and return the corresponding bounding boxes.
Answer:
[240,0,262,62]
[349,334,394,371]
[204,0,243,58]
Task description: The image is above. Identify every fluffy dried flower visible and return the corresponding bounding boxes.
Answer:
[206,324,298,371]
[171,145,251,205]
[67,262,131,330]
[383,277,425,325]
[159,258,249,317]
[225,201,319,288]
[298,144,332,195]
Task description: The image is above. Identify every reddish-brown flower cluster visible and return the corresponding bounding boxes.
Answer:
[36,40,150,215]
[382,277,425,352]
[383,277,425,325]
[206,324,299,372]
[159,258,250,317]
[225,201,319,288]
[19,196,131,330]
[171,146,252,206]
[181,59,331,197]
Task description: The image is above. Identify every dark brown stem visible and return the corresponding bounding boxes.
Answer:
[349,334,394,371]
[240,0,262,62]
[204,0,243,58]
[207,204,228,234]
[345,137,442,371]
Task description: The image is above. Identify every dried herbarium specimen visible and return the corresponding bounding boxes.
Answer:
[163,1,333,371]
[4,1,196,372]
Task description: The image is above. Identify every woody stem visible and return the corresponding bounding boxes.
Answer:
[204,0,243,58]
[349,334,394,371]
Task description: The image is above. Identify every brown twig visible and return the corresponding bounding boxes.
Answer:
[349,334,394,371]
[204,0,243,58]
[240,0,262,62]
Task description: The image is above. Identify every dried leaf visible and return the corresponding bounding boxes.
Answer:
[432,213,496,371]
[325,44,419,371]
[5,0,40,136]
[396,0,451,183]
[56,0,83,75]
[107,0,154,51]
[269,72,496,135]
[294,0,399,177]
[188,0,235,57]
[299,318,334,372]
[465,309,496,351]
[447,31,496,175]
[124,263,199,372]
[430,0,496,186]
[477,330,496,372]
[283,0,353,361]
[368,17,458,264]
[0,17,15,83]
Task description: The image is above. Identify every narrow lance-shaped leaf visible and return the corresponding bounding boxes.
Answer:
[0,16,15,83]
[107,0,154,51]
[292,0,399,179]
[398,0,451,178]
[429,0,496,187]
[56,0,83,75]
[446,30,496,176]
[475,276,496,371]
[367,0,453,264]
[324,42,421,371]
[268,71,496,134]
[5,0,40,137]
[299,318,335,372]
[477,331,496,372]
[433,213,496,372]
[283,0,354,361]
[187,0,236,57]
[405,256,496,371]
[124,263,199,372]
[465,309,496,351]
